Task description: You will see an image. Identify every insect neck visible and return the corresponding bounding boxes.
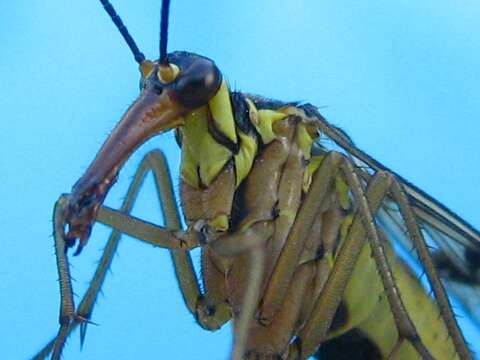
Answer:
[178,81,319,190]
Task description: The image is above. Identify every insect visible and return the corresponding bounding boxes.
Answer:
[32,0,480,360]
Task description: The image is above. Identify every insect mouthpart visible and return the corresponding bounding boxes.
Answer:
[60,51,224,254]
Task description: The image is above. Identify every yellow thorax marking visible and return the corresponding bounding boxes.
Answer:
[296,124,315,161]
[180,81,256,189]
[303,155,351,210]
[180,94,321,191]
[255,109,287,144]
[234,131,258,187]
[180,106,232,188]
[208,81,238,144]
[208,214,229,232]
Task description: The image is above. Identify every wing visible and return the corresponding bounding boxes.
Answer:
[303,104,480,328]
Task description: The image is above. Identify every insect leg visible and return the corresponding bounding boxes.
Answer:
[96,205,197,249]
[338,161,433,360]
[50,196,78,360]
[204,222,273,360]
[389,180,470,359]
[143,151,233,331]
[98,150,236,330]
[292,162,436,359]
[233,247,266,360]
[100,151,234,333]
[259,152,344,323]
[290,168,394,359]
[34,150,201,359]
[290,168,391,359]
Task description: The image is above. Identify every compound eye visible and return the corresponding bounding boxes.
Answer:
[174,59,221,109]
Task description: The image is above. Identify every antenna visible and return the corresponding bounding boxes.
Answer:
[159,0,171,64]
[99,0,146,64]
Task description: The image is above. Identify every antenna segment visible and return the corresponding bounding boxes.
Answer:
[159,0,171,64]
[99,0,146,64]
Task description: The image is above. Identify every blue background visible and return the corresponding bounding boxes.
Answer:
[1,1,479,359]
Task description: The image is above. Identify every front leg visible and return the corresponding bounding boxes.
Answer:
[96,205,198,250]
[195,220,273,360]
[35,151,216,360]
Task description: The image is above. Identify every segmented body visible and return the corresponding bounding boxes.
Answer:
[175,78,460,359]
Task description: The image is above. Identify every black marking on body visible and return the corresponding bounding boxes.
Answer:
[230,176,249,231]
[196,165,206,189]
[329,301,349,332]
[316,243,325,260]
[207,109,240,154]
[247,94,297,111]
[174,128,183,147]
[231,92,256,135]
[314,328,383,360]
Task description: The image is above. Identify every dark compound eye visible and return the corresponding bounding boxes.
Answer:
[167,52,222,109]
[175,60,221,108]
